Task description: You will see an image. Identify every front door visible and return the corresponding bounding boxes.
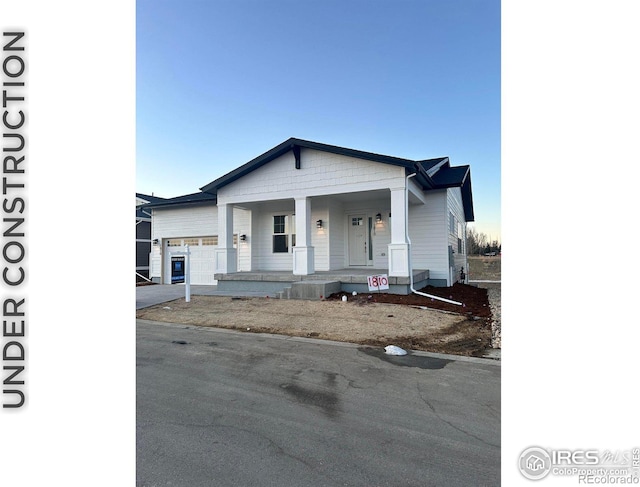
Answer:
[348,215,368,266]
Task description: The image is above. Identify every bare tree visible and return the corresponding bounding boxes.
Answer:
[466,228,499,255]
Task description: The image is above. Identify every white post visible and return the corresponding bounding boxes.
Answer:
[215,204,237,274]
[387,187,410,277]
[293,197,314,275]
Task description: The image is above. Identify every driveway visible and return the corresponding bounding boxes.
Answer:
[136,284,271,309]
[137,320,501,486]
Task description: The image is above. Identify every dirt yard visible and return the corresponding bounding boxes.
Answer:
[136,283,494,357]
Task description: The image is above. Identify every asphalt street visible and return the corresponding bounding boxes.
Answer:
[137,320,501,487]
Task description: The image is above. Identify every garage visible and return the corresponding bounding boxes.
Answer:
[160,236,238,285]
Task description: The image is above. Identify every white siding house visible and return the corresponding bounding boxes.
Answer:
[144,138,474,292]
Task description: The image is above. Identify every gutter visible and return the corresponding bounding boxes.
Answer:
[405,172,462,306]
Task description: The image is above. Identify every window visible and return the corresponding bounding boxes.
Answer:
[200,235,237,246]
[167,239,182,247]
[273,215,288,253]
[184,238,199,246]
[273,215,295,253]
[449,212,456,235]
[352,217,363,226]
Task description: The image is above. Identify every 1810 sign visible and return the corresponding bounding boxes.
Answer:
[367,274,390,291]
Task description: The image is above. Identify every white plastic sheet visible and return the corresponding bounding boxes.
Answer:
[384,345,407,356]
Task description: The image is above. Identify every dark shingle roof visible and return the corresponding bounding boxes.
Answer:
[136,193,167,205]
[141,191,217,210]
[136,193,168,218]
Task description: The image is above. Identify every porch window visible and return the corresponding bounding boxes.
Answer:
[273,215,288,253]
[273,215,296,253]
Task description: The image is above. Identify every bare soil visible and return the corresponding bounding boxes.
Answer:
[136,283,493,357]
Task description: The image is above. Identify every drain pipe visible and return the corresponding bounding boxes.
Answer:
[406,172,462,306]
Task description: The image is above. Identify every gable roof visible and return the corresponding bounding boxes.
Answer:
[200,138,450,194]
[201,138,473,221]
[149,138,474,221]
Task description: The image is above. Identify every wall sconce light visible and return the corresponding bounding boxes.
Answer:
[240,234,247,241]
[316,219,323,229]
[376,213,382,223]
[152,239,159,245]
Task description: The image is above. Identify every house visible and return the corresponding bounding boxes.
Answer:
[144,138,474,295]
[136,193,167,282]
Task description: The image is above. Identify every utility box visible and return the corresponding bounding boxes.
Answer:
[171,256,185,284]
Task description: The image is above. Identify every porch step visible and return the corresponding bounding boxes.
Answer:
[277,280,341,300]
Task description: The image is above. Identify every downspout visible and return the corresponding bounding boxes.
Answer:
[406,172,462,306]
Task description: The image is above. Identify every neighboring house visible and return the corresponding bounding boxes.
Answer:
[136,193,167,281]
[144,138,474,294]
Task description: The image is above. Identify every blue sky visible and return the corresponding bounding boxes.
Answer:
[136,0,501,240]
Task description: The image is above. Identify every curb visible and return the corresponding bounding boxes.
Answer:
[136,319,501,366]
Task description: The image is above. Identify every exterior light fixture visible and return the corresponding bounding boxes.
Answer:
[376,213,382,223]
[240,234,247,241]
[316,219,323,229]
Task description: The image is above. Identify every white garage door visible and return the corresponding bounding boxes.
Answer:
[164,236,237,285]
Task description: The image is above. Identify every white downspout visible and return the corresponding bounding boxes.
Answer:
[406,172,462,306]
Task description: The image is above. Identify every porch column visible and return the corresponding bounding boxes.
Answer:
[388,187,410,277]
[293,197,314,275]
[215,204,237,274]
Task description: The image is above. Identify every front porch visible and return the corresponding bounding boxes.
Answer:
[215,268,429,298]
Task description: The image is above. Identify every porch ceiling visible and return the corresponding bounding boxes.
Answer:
[231,189,392,209]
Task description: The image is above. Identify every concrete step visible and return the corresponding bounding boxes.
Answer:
[288,280,341,300]
[276,287,292,300]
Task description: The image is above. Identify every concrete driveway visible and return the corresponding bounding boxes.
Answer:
[136,284,272,309]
